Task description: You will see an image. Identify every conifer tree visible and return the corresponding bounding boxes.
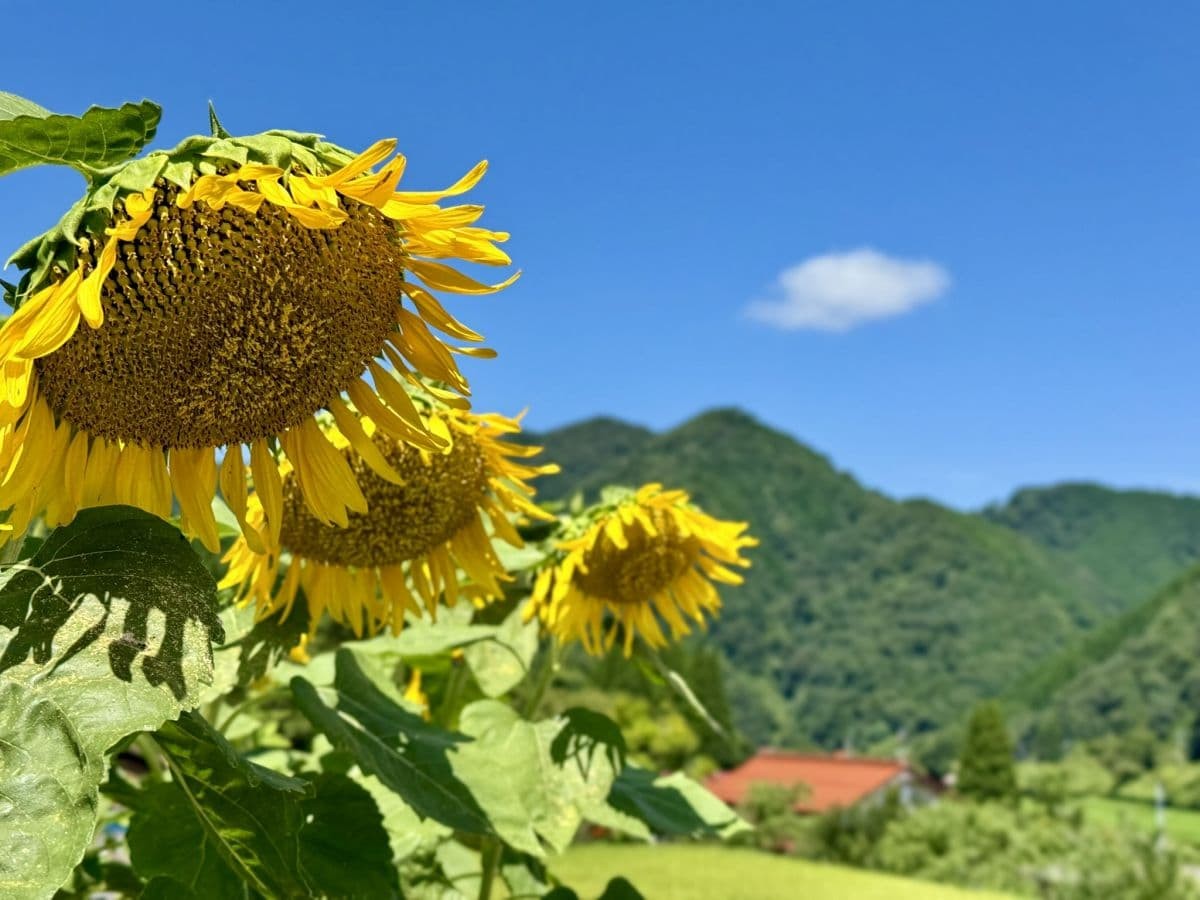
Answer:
[957,702,1018,802]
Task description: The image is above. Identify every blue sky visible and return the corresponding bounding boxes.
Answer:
[2,1,1196,508]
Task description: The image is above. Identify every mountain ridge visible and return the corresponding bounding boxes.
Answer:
[525,408,1200,751]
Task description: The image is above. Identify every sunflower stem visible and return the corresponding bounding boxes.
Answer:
[522,637,560,719]
[477,835,503,900]
[437,661,469,728]
[216,692,275,734]
[134,734,167,782]
[642,643,733,744]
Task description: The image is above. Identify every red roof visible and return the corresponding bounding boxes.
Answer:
[705,750,908,813]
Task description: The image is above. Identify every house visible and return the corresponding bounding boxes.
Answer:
[705,749,938,814]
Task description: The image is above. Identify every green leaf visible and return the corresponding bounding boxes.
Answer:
[139,877,201,900]
[297,773,402,899]
[0,507,221,900]
[291,649,493,834]
[599,766,747,839]
[0,93,51,120]
[550,707,627,773]
[356,774,451,864]
[233,602,309,689]
[134,713,308,898]
[500,849,552,899]
[464,604,539,698]
[295,653,621,859]
[393,621,498,659]
[0,682,98,900]
[598,877,648,900]
[434,841,482,899]
[0,505,224,710]
[125,782,244,899]
[457,701,619,855]
[0,96,161,177]
[130,713,399,899]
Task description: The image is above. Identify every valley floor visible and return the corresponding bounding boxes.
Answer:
[549,844,1018,900]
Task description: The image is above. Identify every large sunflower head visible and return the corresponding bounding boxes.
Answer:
[220,401,558,637]
[527,484,757,656]
[0,124,514,551]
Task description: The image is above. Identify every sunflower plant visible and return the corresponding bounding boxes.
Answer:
[0,92,756,900]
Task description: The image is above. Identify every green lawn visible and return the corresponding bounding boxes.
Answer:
[549,844,1017,900]
[1081,795,1200,844]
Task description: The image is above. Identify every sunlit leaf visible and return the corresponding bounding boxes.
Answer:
[0,507,220,900]
[464,604,538,697]
[0,94,161,177]
[291,649,492,834]
[458,700,619,855]
[596,766,747,839]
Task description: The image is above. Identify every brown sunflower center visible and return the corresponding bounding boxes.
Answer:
[576,510,697,605]
[35,184,403,449]
[280,430,489,567]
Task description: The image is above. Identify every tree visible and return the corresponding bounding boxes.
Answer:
[957,703,1017,802]
[734,781,811,854]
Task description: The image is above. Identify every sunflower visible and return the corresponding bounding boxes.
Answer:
[527,484,757,655]
[220,404,557,637]
[0,126,514,551]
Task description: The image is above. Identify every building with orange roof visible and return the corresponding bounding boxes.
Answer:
[705,749,939,814]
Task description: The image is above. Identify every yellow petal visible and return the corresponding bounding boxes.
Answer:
[319,139,398,186]
[171,447,221,553]
[392,160,488,205]
[12,271,83,359]
[346,378,445,452]
[220,446,266,554]
[250,438,284,545]
[406,258,520,296]
[327,397,403,484]
[280,418,367,527]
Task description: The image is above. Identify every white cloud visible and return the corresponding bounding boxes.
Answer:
[746,248,951,332]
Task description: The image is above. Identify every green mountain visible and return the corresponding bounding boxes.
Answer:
[526,417,652,502]
[526,409,1200,750]
[984,483,1200,619]
[985,485,1200,740]
[1020,566,1200,747]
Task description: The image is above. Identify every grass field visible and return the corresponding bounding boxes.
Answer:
[1081,795,1200,844]
[549,844,1017,900]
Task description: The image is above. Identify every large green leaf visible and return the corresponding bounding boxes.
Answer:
[291,649,493,835]
[0,507,221,900]
[0,505,224,710]
[457,701,619,855]
[0,94,161,177]
[594,766,747,840]
[0,682,98,900]
[357,774,451,864]
[464,604,539,697]
[0,94,51,120]
[128,713,399,899]
[544,880,647,900]
[294,652,631,859]
[298,772,402,898]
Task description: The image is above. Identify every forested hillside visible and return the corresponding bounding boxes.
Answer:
[525,409,1200,750]
[1020,567,1200,748]
[985,484,1200,617]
